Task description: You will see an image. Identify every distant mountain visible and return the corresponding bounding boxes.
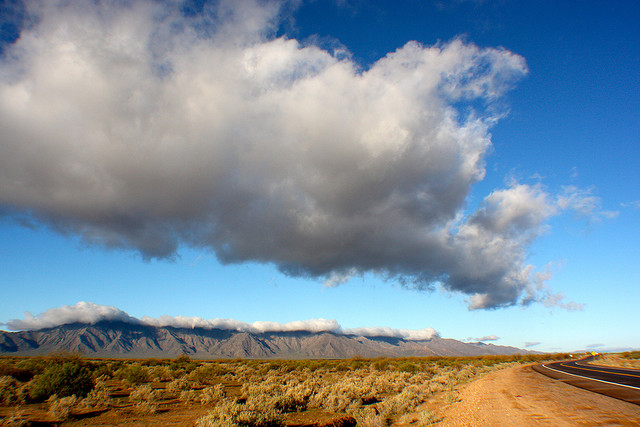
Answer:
[0,321,531,359]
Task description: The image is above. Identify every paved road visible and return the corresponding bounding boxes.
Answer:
[543,357,640,388]
[533,357,640,405]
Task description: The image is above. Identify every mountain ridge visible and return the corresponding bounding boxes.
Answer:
[0,321,533,359]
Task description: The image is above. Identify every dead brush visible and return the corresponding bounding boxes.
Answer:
[2,408,29,426]
[167,377,193,393]
[195,399,283,427]
[179,389,201,403]
[416,409,442,425]
[47,394,78,420]
[353,406,392,427]
[129,384,159,414]
[0,376,21,405]
[150,365,173,382]
[200,384,226,405]
[79,375,112,409]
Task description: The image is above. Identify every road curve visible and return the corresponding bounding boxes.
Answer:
[533,356,640,405]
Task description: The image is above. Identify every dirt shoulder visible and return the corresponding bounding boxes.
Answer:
[437,364,640,426]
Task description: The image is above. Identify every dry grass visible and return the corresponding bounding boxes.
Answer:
[129,384,160,414]
[47,394,78,420]
[0,353,568,426]
[593,351,640,369]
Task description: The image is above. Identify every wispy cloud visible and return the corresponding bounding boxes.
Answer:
[524,341,541,348]
[2,302,440,340]
[557,186,618,221]
[0,0,607,309]
[621,200,640,210]
[586,343,604,349]
[465,334,499,342]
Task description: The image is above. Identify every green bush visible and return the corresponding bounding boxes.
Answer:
[397,362,420,373]
[116,363,149,385]
[0,358,47,381]
[28,360,94,402]
[373,359,390,371]
[170,355,198,374]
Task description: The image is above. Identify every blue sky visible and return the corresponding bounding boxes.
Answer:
[0,0,638,353]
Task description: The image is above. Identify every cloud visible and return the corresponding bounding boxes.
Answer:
[343,327,439,341]
[3,302,439,340]
[524,341,541,348]
[557,186,618,221]
[0,0,601,309]
[586,343,604,349]
[621,200,640,210]
[4,302,141,331]
[465,334,499,342]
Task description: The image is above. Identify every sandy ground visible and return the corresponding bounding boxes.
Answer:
[437,364,640,426]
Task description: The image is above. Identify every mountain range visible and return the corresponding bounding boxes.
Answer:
[0,321,532,359]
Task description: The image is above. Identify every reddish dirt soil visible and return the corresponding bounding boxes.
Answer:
[438,364,640,426]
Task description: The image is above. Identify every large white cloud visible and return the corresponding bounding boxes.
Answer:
[0,0,605,308]
[3,302,439,340]
[4,302,141,330]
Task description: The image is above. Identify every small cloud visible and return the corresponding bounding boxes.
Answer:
[586,343,605,349]
[524,341,541,348]
[540,291,585,311]
[569,166,578,180]
[621,200,640,210]
[323,268,358,288]
[465,334,499,342]
[557,186,618,222]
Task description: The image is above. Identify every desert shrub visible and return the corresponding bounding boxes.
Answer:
[397,362,420,373]
[149,365,173,382]
[90,362,114,380]
[140,358,168,367]
[79,376,112,409]
[349,359,367,370]
[116,363,149,385]
[1,408,29,426]
[129,384,159,414]
[0,358,42,382]
[28,360,94,402]
[417,409,442,425]
[167,377,193,393]
[0,375,22,405]
[353,406,392,427]
[189,364,231,383]
[195,400,283,427]
[268,393,307,413]
[129,384,158,402]
[179,389,201,403]
[373,359,390,371]
[201,384,226,405]
[47,394,78,420]
[170,355,198,374]
[135,400,159,414]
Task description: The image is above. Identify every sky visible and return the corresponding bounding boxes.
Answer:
[0,0,638,353]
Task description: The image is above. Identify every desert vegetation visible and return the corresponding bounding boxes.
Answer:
[0,352,569,426]
[592,351,640,370]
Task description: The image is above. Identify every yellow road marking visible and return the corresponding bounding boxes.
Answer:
[559,363,640,379]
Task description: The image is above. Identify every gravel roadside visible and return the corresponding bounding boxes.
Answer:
[437,364,640,426]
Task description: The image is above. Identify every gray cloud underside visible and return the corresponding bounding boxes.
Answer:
[0,0,603,309]
[3,302,440,340]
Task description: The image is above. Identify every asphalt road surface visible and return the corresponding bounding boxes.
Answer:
[533,356,640,405]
